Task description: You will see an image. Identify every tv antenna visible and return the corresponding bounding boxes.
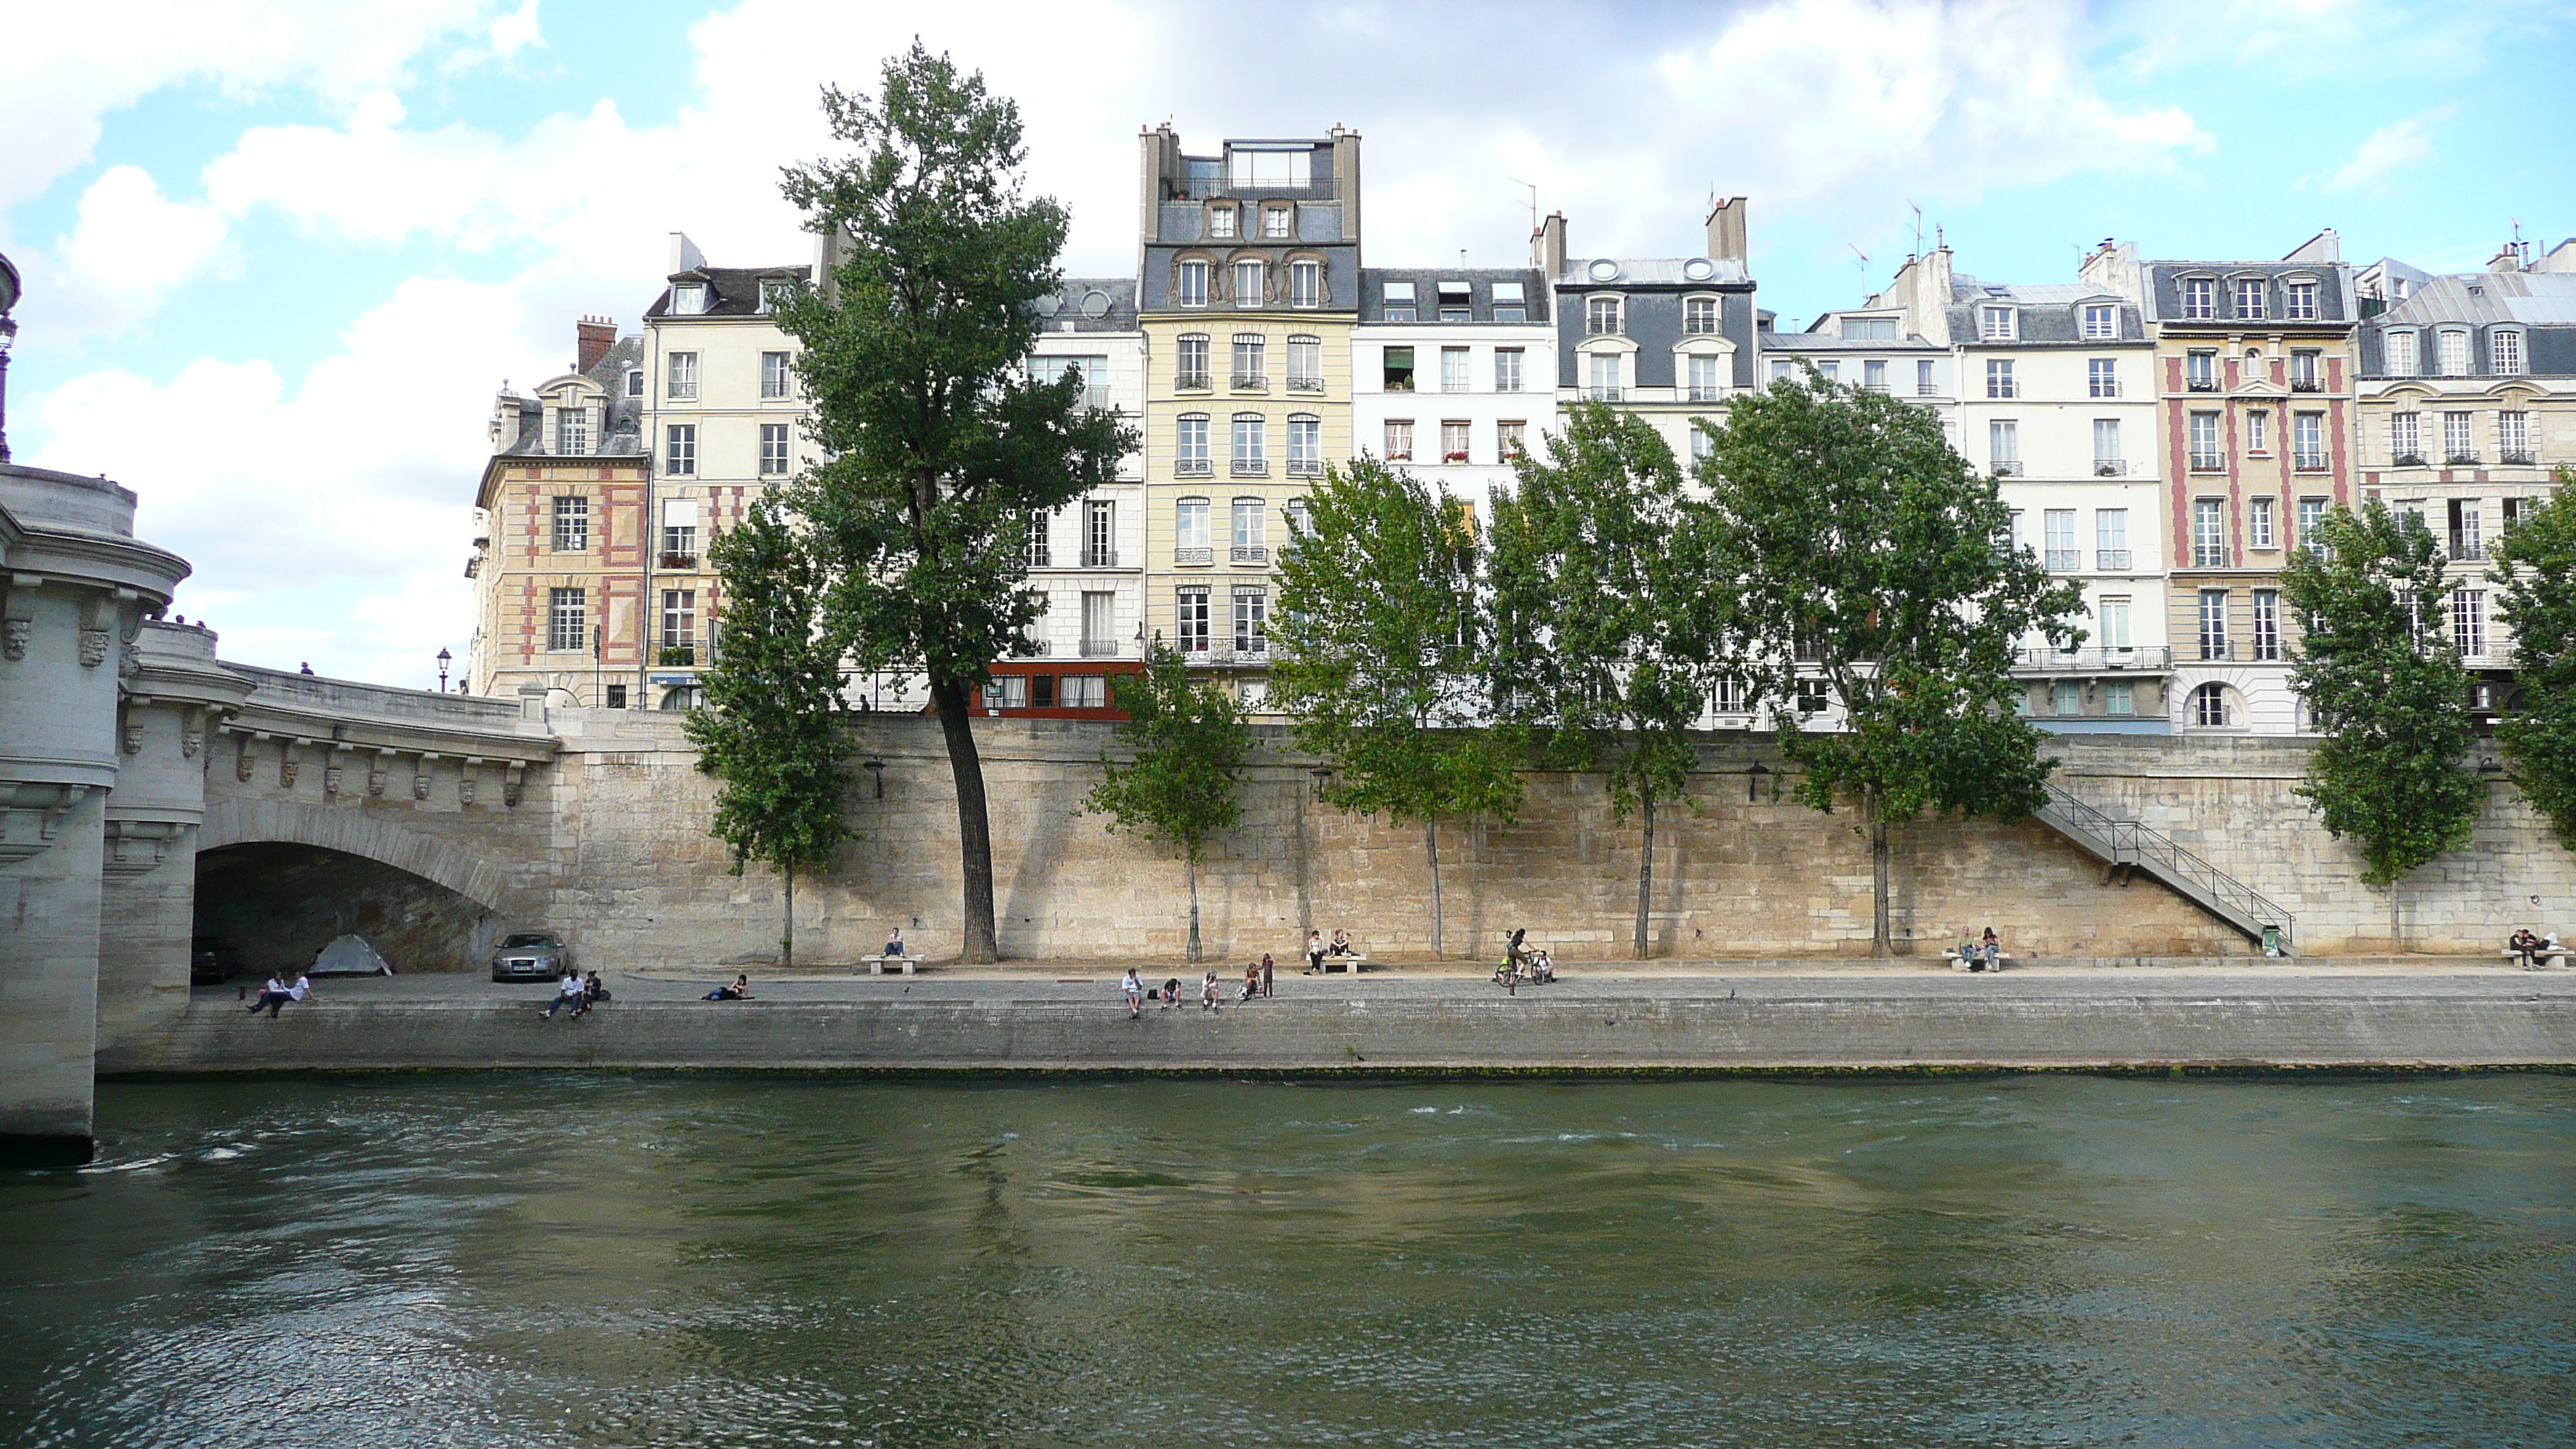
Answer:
[1847,242,1871,272]
[1507,177,1537,233]
[1906,200,1924,259]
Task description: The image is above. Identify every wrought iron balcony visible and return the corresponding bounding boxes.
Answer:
[2449,533,2488,561]
[2290,378,2321,392]
[2189,450,2224,472]
[1286,375,1324,393]
[2197,638,2236,660]
[2191,545,2232,568]
[2097,548,2133,572]
[2187,377,2219,392]
[1175,546,1214,566]
[1231,373,1268,391]
[1286,457,1324,477]
[2094,458,2129,476]
[1231,546,1269,564]
[1082,547,1118,568]
[1175,371,1211,390]
[1231,458,1268,478]
[2499,449,2537,466]
[1079,639,1119,658]
[1174,458,1212,478]
[2295,450,2329,471]
[2445,450,2481,466]
[1991,459,2026,478]
[2392,451,2427,467]
[2045,549,2081,572]
[2015,646,2171,673]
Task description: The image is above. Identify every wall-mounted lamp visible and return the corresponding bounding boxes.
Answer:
[1309,766,1334,801]
[862,759,886,798]
[1746,761,1771,802]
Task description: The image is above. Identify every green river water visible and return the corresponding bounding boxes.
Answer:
[2,1073,2571,1447]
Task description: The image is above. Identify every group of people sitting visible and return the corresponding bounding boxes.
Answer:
[542,971,611,1019]
[245,973,313,1017]
[1955,927,2003,971]
[2507,928,2564,971]
[1123,957,1279,1016]
[702,974,752,1002]
[1303,929,1359,974]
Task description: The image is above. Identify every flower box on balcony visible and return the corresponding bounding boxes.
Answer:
[1443,452,1470,464]
[660,553,698,570]
[657,646,696,667]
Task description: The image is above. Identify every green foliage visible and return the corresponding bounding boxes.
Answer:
[1697,372,2082,949]
[2280,499,2479,887]
[1489,403,1735,955]
[770,46,1134,961]
[1085,646,1251,961]
[1271,456,1522,954]
[685,498,852,964]
[2491,474,2576,850]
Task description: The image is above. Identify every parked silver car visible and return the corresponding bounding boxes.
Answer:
[491,932,571,982]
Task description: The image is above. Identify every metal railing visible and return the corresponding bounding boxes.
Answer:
[1231,373,1268,391]
[1174,546,1214,566]
[1687,386,1725,402]
[2393,452,2427,467]
[2191,545,2232,567]
[2095,459,2129,476]
[1082,547,1118,568]
[2295,451,2329,471]
[1231,459,1268,477]
[2499,449,2537,466]
[2449,533,2487,561]
[1174,459,1212,478]
[1992,459,2026,477]
[2291,378,2321,392]
[2097,548,2132,571]
[1287,375,1324,393]
[2189,451,2225,471]
[1079,639,1119,658]
[1583,387,1624,402]
[1175,372,1211,390]
[2014,646,2171,672]
[1231,546,1269,564]
[2045,549,2081,572]
[2036,783,2295,949]
[2445,450,2481,465]
[2187,378,2219,392]
[2197,638,2235,660]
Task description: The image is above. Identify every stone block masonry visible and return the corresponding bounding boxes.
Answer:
[534,714,2576,968]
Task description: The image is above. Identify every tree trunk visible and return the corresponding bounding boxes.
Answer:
[930,679,999,963]
[1633,790,1656,960]
[1425,817,1444,959]
[1185,851,1202,964]
[780,865,795,970]
[1869,791,1893,957]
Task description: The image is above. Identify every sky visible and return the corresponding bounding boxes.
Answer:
[3,0,2571,687]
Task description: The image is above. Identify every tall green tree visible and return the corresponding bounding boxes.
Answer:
[686,496,852,968]
[2281,499,2479,887]
[1489,402,1737,958]
[1272,456,1523,958]
[1084,644,1252,962]
[2491,474,2576,851]
[775,47,1132,962]
[1701,372,2083,955]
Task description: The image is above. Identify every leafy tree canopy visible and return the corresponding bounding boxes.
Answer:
[1084,645,1251,961]
[2490,474,2576,851]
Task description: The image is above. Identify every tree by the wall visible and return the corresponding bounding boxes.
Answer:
[1084,644,1250,962]
[685,496,851,968]
[774,46,1132,962]
[2280,499,2480,887]
[1700,372,2082,954]
[1489,402,1737,958]
[1271,456,1522,958]
[2491,474,2576,851]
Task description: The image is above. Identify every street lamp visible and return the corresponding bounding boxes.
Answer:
[1309,766,1334,800]
[1745,761,1771,803]
[436,647,452,694]
[863,759,886,799]
[0,249,21,464]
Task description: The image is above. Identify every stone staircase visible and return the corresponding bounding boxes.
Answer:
[2034,783,2297,951]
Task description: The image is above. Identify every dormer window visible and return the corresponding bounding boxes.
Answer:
[759,279,790,313]
[1492,281,1526,324]
[1382,279,1416,323]
[672,283,708,315]
[1437,279,1471,323]
[1979,306,2016,340]
[2234,278,2266,320]
[2286,280,2318,320]
[2492,329,2525,375]
[1209,206,1238,238]
[1690,297,1725,334]
[625,368,643,398]
[2382,330,2417,376]
[1177,259,1210,307]
[1588,295,1624,336]
[556,405,589,456]
[1263,205,1292,238]
[2437,328,2470,377]
[2181,277,2215,320]
[2081,303,2115,339]
[1839,314,1894,340]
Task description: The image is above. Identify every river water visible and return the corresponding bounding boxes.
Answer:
[4,1074,2571,1448]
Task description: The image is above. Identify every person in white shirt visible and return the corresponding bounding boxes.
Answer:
[542,971,585,1019]
[1122,969,1143,1019]
[248,976,293,1017]
[288,974,312,1002]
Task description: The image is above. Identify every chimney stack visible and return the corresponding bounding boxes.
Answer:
[1706,196,1749,265]
[1531,211,1567,279]
[575,315,616,373]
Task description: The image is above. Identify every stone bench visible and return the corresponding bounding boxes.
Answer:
[2499,947,2570,968]
[1941,950,2015,972]
[863,955,917,976]
[1312,954,1369,974]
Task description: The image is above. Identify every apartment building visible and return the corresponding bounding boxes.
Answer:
[1135,125,1364,706]
[1351,265,1556,516]
[1547,199,1761,469]
[636,232,815,711]
[2138,231,2359,735]
[977,276,1149,718]
[2356,237,2576,723]
[465,317,650,704]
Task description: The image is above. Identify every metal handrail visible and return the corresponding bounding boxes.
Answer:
[2042,783,2295,947]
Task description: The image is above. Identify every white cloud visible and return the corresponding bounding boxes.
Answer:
[488,0,545,60]
[30,166,231,337]
[2324,109,2447,193]
[28,278,558,682]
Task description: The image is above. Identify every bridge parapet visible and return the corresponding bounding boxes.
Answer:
[218,664,556,808]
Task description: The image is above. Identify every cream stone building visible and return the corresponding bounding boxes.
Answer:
[466,317,649,704]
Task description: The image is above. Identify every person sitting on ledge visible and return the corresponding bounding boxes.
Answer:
[248,975,293,1017]
[1327,929,1355,957]
[1241,960,1261,1002]
[543,971,587,1019]
[579,971,608,1015]
[1200,969,1221,1011]
[1161,976,1182,1009]
[1978,927,2002,970]
[884,927,905,958]
[704,974,752,1002]
[2509,927,2546,970]
[1122,969,1143,1019]
[1305,930,1325,975]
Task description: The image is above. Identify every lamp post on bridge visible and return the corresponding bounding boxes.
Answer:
[436,647,451,694]
[0,250,21,464]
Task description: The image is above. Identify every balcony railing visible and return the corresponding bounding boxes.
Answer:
[1231,373,1268,391]
[2187,377,2219,392]
[1175,546,1214,566]
[1174,458,1212,478]
[2191,546,2232,567]
[1230,639,1269,659]
[2094,458,2129,476]
[659,552,699,570]
[1079,639,1119,658]
[2090,382,2123,398]
[2198,639,2235,660]
[1286,457,1323,477]
[2499,449,2537,466]
[1583,387,1623,402]
[1287,375,1324,393]
[2015,646,2171,673]
[1992,459,2026,477]
[2097,548,2132,572]
[1918,382,1940,396]
[2189,451,2224,472]
[1082,548,1118,568]
[1231,546,1269,564]
[2045,549,2081,572]
[1231,458,1268,477]
[2291,378,2321,392]
[2393,452,2427,467]
[2295,451,2329,471]
[2445,450,2481,465]
[2449,533,2487,561]
[658,646,696,666]
[1175,371,1211,390]
[1687,386,1724,402]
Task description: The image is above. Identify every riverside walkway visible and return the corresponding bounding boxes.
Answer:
[110,959,2576,1075]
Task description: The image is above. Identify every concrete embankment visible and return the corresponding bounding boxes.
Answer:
[107,971,2576,1074]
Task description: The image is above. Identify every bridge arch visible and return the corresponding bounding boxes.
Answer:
[199,800,512,913]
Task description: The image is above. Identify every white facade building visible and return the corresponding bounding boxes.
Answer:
[1353,267,1557,516]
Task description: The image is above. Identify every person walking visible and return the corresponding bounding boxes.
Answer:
[1122,968,1144,1019]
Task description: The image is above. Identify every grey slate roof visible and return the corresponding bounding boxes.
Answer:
[2141,260,2353,325]
[494,333,647,459]
[646,264,812,320]
[2376,271,2576,328]
[1358,267,1551,324]
[1033,276,1139,333]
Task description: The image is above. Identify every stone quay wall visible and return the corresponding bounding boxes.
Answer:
[109,990,2576,1075]
[528,714,2576,967]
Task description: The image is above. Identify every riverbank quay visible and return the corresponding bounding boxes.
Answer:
[104,963,2576,1075]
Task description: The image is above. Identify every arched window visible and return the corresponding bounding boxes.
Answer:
[2381,329,2417,377]
[2437,328,2471,378]
[2191,682,2232,728]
